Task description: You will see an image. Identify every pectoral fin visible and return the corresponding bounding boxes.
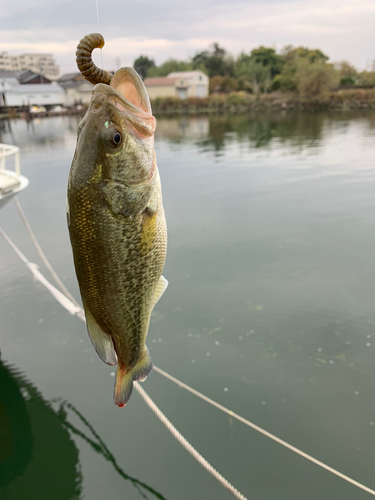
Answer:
[84,307,118,366]
[151,276,168,310]
[100,180,153,217]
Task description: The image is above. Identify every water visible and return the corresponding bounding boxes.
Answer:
[1,111,375,499]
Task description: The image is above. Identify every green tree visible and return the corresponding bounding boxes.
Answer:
[249,46,284,78]
[334,61,358,86]
[192,43,234,77]
[147,58,195,77]
[357,70,375,86]
[234,54,271,94]
[296,59,339,101]
[281,46,329,64]
[274,45,331,91]
[209,75,238,93]
[133,55,155,80]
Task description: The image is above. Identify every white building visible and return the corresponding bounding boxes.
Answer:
[57,73,94,106]
[4,84,65,107]
[0,52,19,72]
[0,52,59,79]
[144,70,209,100]
[0,70,20,106]
[167,71,209,98]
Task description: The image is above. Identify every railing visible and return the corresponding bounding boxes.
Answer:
[0,143,24,197]
[0,143,20,176]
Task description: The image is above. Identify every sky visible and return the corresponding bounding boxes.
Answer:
[1,0,375,76]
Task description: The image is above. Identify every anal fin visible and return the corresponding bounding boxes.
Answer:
[84,307,118,366]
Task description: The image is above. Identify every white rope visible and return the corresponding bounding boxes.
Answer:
[153,367,375,496]
[13,198,81,308]
[0,227,85,321]
[2,216,375,498]
[134,381,247,500]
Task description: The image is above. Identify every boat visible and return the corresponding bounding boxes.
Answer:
[0,143,29,209]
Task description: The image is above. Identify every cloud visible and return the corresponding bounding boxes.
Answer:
[1,0,375,74]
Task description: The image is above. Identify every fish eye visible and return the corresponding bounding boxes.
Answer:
[108,129,123,148]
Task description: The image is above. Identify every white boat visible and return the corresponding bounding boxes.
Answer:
[0,143,29,209]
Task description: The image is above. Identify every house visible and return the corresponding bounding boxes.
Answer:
[144,70,209,100]
[167,71,209,98]
[0,70,20,105]
[4,84,65,107]
[57,73,94,106]
[18,69,52,84]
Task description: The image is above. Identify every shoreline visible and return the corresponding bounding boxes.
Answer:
[1,89,375,121]
[151,89,375,115]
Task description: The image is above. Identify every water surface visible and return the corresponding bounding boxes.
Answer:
[1,111,375,499]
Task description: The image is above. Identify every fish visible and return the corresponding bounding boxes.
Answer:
[67,34,168,407]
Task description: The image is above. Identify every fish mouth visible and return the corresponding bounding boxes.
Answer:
[93,67,155,138]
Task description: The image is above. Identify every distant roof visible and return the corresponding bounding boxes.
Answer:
[144,77,179,86]
[57,73,85,83]
[61,81,94,90]
[8,84,64,93]
[17,69,52,84]
[167,71,207,78]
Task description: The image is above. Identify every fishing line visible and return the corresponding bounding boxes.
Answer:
[94,0,104,71]
[3,200,375,498]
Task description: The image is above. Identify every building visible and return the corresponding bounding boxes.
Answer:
[0,52,19,72]
[18,69,52,84]
[0,51,59,79]
[167,71,209,98]
[0,70,20,106]
[144,70,209,100]
[4,84,65,107]
[57,73,94,106]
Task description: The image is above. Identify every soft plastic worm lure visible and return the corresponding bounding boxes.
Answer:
[76,33,112,85]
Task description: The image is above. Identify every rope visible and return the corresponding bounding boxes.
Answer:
[13,198,81,309]
[134,382,247,500]
[153,367,375,496]
[3,204,375,498]
[0,227,85,321]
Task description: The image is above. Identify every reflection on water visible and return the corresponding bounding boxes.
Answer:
[2,110,375,155]
[0,357,82,500]
[0,357,166,500]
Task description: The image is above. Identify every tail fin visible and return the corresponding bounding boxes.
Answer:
[114,348,153,407]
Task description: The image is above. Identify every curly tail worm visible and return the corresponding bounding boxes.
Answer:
[76,33,112,85]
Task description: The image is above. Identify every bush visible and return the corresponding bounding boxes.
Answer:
[296,60,339,102]
[209,75,238,93]
[227,92,250,106]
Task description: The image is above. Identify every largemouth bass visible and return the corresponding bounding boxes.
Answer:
[67,34,167,407]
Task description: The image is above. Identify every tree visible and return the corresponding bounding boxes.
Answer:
[274,45,331,92]
[192,43,234,77]
[334,61,358,86]
[296,59,339,101]
[282,46,329,64]
[357,70,375,86]
[147,58,195,77]
[133,55,155,80]
[234,54,271,94]
[209,75,238,93]
[249,46,284,78]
